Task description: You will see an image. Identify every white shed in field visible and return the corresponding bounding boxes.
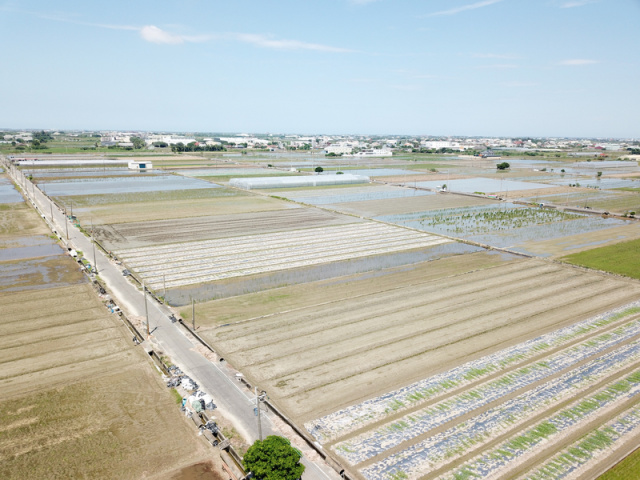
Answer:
[128,161,152,171]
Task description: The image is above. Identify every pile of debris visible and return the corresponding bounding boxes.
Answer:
[164,365,216,413]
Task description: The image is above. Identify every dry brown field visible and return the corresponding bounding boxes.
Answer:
[97,206,355,250]
[70,188,289,226]
[0,282,215,480]
[0,174,217,479]
[202,255,640,424]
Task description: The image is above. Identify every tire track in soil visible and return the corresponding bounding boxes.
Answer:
[213,261,553,344]
[228,269,590,364]
[262,280,629,393]
[278,285,639,419]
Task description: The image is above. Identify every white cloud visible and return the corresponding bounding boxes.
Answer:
[140,25,184,44]
[231,33,354,52]
[139,25,210,45]
[557,59,598,66]
[560,0,599,8]
[426,0,504,17]
[11,8,352,53]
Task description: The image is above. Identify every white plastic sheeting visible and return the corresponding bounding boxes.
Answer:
[229,174,369,190]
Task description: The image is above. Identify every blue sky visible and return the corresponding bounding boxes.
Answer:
[1,0,639,137]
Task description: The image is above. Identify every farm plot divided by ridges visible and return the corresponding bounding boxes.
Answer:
[271,184,432,205]
[0,284,212,479]
[117,222,451,289]
[299,300,640,480]
[205,258,640,430]
[95,207,347,250]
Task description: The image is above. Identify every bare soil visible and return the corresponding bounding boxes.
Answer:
[97,207,359,250]
[82,192,290,226]
[202,258,640,423]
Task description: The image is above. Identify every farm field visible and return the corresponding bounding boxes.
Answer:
[562,237,640,280]
[201,252,640,478]
[59,186,288,225]
[97,206,353,250]
[0,284,213,480]
[117,221,451,290]
[203,258,640,425]
[329,193,498,217]
[0,170,217,479]
[8,154,640,479]
[375,204,635,257]
[515,222,640,258]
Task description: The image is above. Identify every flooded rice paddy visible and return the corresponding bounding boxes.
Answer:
[275,185,432,205]
[37,174,221,196]
[0,236,64,261]
[415,177,555,193]
[27,168,165,178]
[0,178,23,203]
[377,204,631,251]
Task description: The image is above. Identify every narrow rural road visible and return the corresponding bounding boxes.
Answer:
[5,161,340,480]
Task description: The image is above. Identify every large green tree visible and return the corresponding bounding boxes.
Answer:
[130,136,145,149]
[243,436,304,480]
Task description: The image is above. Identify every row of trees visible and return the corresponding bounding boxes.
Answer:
[170,142,227,153]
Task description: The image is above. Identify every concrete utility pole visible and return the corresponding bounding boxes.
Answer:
[163,274,166,303]
[91,218,98,274]
[144,282,150,338]
[255,387,263,441]
[192,298,195,330]
[64,208,69,240]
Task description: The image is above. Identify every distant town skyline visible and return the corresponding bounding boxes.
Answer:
[1,1,638,138]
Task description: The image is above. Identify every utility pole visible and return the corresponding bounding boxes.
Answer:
[163,274,166,303]
[64,207,69,240]
[91,218,98,274]
[255,387,262,441]
[144,282,150,338]
[192,298,195,330]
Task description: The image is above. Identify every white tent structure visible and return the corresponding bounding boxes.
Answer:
[229,174,370,190]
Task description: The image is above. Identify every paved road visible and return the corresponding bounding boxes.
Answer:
[5,162,339,480]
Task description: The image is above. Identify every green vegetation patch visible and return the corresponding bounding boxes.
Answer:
[562,238,640,280]
[598,445,640,479]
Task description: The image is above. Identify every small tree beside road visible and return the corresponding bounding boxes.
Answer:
[243,435,304,480]
[496,162,510,170]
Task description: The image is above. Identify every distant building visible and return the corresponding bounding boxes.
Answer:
[325,142,359,155]
[128,161,152,171]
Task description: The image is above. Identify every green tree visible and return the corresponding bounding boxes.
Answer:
[243,436,304,480]
[496,162,510,170]
[130,136,145,149]
[315,166,324,173]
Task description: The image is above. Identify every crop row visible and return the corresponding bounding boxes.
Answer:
[430,370,640,480]
[120,222,401,258]
[359,344,640,479]
[117,223,449,288]
[306,302,640,443]
[523,405,640,479]
[333,332,640,466]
